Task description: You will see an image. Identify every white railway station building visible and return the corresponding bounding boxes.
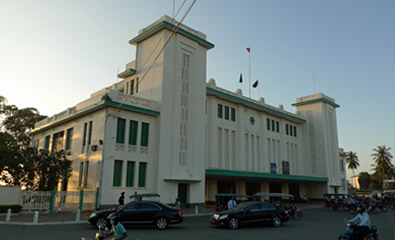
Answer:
[31,16,347,207]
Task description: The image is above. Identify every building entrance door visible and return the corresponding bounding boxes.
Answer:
[178,184,188,208]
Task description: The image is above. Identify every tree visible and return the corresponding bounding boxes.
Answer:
[345,151,359,177]
[371,145,394,189]
[358,172,371,191]
[0,95,71,190]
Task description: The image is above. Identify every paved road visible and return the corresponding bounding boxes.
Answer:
[0,208,393,240]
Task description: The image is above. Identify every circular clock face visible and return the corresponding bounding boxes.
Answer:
[249,116,255,125]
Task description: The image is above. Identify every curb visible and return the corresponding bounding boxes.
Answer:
[0,220,88,226]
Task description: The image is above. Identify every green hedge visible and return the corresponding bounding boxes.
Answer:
[0,205,22,213]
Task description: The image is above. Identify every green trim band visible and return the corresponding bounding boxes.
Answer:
[207,87,306,123]
[104,99,160,116]
[292,98,340,108]
[164,179,201,183]
[206,169,328,182]
[118,68,136,78]
[129,20,215,50]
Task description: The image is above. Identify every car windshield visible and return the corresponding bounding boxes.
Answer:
[232,202,251,211]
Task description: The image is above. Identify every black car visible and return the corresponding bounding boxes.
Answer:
[210,201,289,229]
[88,200,183,230]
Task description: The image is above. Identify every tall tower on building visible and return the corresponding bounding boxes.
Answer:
[293,93,343,194]
[127,16,214,203]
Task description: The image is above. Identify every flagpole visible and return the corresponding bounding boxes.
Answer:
[248,46,251,98]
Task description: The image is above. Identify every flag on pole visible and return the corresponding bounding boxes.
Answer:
[252,80,259,88]
[239,73,243,83]
[246,47,251,52]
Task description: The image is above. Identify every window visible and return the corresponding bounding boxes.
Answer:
[82,122,88,147]
[285,124,289,135]
[138,162,147,187]
[139,202,160,210]
[290,125,293,136]
[231,108,236,121]
[141,122,149,147]
[113,160,123,187]
[126,161,135,187]
[271,120,275,131]
[294,126,297,137]
[136,78,139,93]
[267,119,270,130]
[44,135,50,151]
[224,106,229,120]
[83,161,89,187]
[131,80,135,95]
[218,104,223,118]
[79,162,84,187]
[276,121,279,133]
[52,131,64,152]
[129,120,138,145]
[340,159,344,171]
[116,118,126,144]
[282,161,290,175]
[88,121,93,145]
[65,128,73,151]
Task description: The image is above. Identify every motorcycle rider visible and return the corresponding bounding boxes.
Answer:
[104,215,128,240]
[347,207,371,239]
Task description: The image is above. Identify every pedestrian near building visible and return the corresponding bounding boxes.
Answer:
[228,197,237,210]
[118,192,125,206]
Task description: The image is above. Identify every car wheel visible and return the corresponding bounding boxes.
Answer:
[228,217,239,229]
[96,217,107,229]
[272,216,282,227]
[156,217,169,230]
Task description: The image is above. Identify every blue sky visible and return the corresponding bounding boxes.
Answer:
[1,0,394,180]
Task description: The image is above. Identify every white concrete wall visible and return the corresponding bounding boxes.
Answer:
[0,186,21,205]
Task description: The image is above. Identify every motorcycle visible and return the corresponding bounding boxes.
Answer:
[285,204,303,220]
[338,223,378,240]
[81,226,109,240]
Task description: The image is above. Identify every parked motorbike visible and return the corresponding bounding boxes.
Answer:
[285,204,303,220]
[338,223,378,240]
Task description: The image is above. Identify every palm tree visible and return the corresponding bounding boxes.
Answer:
[345,151,359,177]
[371,145,394,189]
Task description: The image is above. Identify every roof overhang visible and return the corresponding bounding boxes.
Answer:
[206,169,328,183]
[129,20,215,50]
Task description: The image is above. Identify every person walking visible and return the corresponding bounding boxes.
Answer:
[118,192,125,207]
[228,196,237,210]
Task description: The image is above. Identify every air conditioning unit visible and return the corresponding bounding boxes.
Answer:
[91,145,98,152]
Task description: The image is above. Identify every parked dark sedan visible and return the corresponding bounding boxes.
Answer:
[210,201,289,229]
[88,201,183,230]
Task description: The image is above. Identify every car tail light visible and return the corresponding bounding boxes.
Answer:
[285,211,289,215]
[177,210,182,217]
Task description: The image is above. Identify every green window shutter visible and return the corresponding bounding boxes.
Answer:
[271,120,275,132]
[141,122,149,147]
[231,108,236,121]
[294,126,297,137]
[82,122,88,146]
[218,104,223,118]
[65,128,73,150]
[88,121,93,145]
[285,124,289,135]
[266,119,270,130]
[113,160,123,187]
[116,118,126,144]
[276,121,279,133]
[126,161,135,187]
[224,106,229,120]
[138,162,147,187]
[129,120,138,145]
[290,125,293,136]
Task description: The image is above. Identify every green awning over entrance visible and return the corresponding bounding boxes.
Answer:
[206,169,328,182]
